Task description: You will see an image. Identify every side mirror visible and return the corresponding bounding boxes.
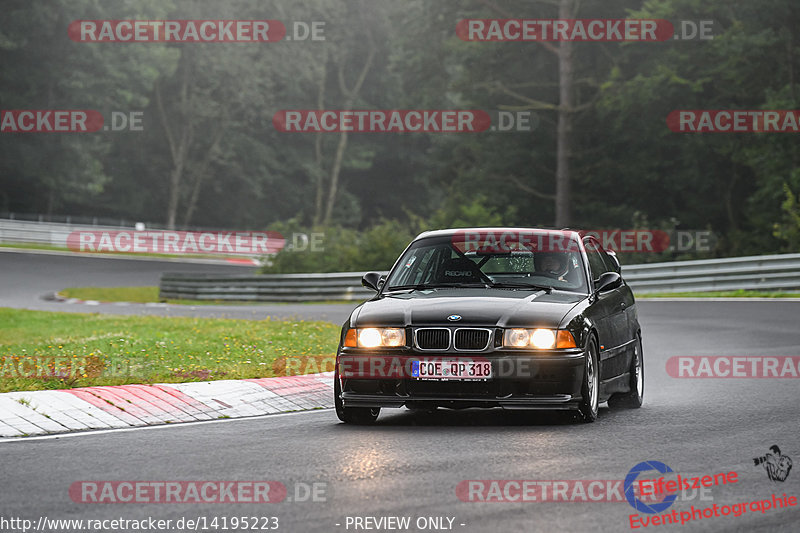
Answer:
[362,272,384,292]
[595,271,622,293]
[606,250,621,273]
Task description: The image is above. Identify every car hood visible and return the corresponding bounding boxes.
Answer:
[352,288,585,328]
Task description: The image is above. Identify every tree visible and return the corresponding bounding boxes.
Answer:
[0,0,175,216]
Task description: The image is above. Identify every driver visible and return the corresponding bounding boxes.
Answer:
[534,252,569,281]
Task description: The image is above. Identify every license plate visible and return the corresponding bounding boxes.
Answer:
[412,360,492,380]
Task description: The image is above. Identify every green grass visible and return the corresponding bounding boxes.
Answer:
[58,286,234,306]
[1,243,71,252]
[58,286,354,305]
[640,290,800,298]
[61,286,163,303]
[0,308,339,392]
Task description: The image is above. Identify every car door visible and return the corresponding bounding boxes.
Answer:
[584,237,630,380]
[604,247,639,366]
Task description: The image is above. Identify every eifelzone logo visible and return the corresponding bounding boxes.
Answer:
[624,461,677,514]
[753,445,793,482]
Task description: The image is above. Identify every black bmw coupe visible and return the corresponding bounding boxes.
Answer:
[334,228,643,424]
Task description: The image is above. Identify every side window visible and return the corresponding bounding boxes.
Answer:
[391,246,437,286]
[584,239,611,280]
[409,247,435,285]
[602,250,620,273]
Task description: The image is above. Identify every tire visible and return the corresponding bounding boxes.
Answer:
[609,333,644,409]
[578,337,600,422]
[334,371,380,425]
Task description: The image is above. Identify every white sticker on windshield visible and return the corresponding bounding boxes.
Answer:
[405,256,417,268]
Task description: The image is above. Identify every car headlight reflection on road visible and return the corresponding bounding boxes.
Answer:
[346,328,406,348]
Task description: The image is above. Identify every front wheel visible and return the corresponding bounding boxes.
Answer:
[334,371,380,424]
[609,333,644,408]
[578,337,600,422]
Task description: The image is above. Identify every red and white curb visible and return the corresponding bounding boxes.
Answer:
[0,372,334,437]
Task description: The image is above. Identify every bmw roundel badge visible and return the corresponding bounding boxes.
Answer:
[447,314,462,322]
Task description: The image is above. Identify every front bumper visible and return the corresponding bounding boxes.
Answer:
[337,351,586,410]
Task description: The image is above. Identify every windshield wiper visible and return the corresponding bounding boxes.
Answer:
[489,282,553,293]
[385,284,437,291]
[386,282,490,291]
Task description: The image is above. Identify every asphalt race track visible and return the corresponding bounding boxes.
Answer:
[2,251,800,532]
[0,250,359,322]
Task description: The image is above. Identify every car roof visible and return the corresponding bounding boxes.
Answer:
[414,227,584,241]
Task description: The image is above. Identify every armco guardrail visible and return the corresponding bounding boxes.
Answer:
[159,272,379,302]
[159,253,800,302]
[0,219,128,247]
[622,253,800,293]
[0,218,275,257]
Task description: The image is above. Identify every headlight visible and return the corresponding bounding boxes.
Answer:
[531,329,556,349]
[345,328,406,348]
[503,328,576,349]
[505,329,531,347]
[359,328,383,347]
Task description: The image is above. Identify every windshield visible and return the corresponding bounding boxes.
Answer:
[385,234,588,293]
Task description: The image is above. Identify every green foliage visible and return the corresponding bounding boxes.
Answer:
[0,0,176,214]
[426,192,507,229]
[262,221,414,274]
[773,182,800,251]
[2,0,800,264]
[263,195,510,273]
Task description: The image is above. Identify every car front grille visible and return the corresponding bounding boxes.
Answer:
[414,328,491,351]
[454,329,491,351]
[415,328,450,350]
